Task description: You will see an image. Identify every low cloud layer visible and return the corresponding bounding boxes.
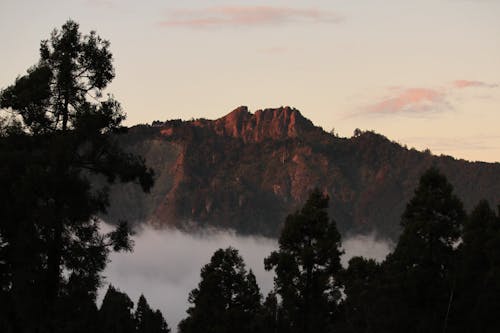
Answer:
[100,225,392,331]
[100,226,277,331]
[159,6,342,28]
[341,233,394,266]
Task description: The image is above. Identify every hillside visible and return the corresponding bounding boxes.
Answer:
[104,106,500,239]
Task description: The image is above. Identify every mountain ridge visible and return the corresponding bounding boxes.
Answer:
[106,106,500,240]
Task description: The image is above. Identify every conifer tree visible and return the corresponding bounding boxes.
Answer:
[449,200,500,332]
[384,167,466,332]
[264,189,343,333]
[0,20,153,332]
[136,294,170,333]
[178,247,262,333]
[99,285,136,333]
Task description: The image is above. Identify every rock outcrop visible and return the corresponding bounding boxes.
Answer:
[105,106,500,240]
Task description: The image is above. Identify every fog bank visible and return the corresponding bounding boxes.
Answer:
[341,233,394,266]
[100,226,277,330]
[100,225,393,330]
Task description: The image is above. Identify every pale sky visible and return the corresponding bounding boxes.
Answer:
[1,0,499,162]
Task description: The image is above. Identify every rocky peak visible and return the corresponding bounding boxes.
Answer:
[212,106,316,142]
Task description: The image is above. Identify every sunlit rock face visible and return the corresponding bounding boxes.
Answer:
[207,106,317,143]
[104,106,500,240]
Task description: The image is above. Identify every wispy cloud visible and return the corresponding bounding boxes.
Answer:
[354,78,498,118]
[453,80,498,89]
[365,88,450,115]
[159,6,342,28]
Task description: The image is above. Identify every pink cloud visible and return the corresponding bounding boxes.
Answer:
[453,80,498,89]
[159,6,342,28]
[367,88,450,115]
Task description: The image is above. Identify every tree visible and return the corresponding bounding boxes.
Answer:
[178,247,262,333]
[383,167,466,332]
[98,285,136,333]
[0,20,153,332]
[0,20,117,134]
[449,200,500,332]
[338,257,383,333]
[264,189,343,333]
[259,291,287,333]
[135,294,170,333]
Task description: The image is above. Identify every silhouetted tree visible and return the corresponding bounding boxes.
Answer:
[259,291,287,333]
[135,294,170,333]
[0,20,153,332]
[338,257,383,333]
[99,285,136,333]
[383,167,466,332]
[178,247,262,333]
[265,189,343,333]
[51,274,100,333]
[449,200,500,332]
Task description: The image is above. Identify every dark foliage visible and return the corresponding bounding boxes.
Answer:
[382,167,466,332]
[264,189,344,333]
[136,294,171,333]
[337,167,500,333]
[0,20,157,333]
[178,247,262,333]
[99,285,136,333]
[257,168,500,333]
[448,200,500,332]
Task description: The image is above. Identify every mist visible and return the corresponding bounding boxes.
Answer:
[341,233,394,266]
[100,225,393,330]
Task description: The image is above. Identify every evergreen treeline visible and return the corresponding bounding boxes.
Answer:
[179,171,500,333]
[1,20,500,333]
[99,286,170,333]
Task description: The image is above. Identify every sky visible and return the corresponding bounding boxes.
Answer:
[101,225,392,330]
[1,0,499,162]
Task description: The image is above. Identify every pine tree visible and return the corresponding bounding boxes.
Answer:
[178,247,262,333]
[136,294,170,333]
[264,189,343,333]
[259,291,287,333]
[384,167,466,332]
[98,285,136,333]
[449,200,500,332]
[0,20,153,331]
[338,256,385,333]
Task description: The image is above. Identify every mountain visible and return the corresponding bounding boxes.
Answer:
[105,106,500,240]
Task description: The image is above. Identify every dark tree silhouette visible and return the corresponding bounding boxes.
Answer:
[265,189,343,333]
[99,285,136,333]
[259,291,287,333]
[178,247,262,333]
[338,256,383,333]
[135,294,170,333]
[0,20,153,332]
[1,20,116,134]
[449,200,500,332]
[383,167,466,332]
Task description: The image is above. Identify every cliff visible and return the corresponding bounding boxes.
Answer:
[105,106,500,239]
